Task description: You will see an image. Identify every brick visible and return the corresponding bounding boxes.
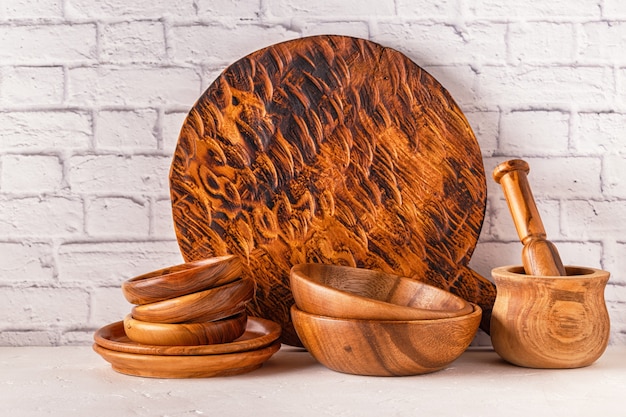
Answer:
[1,0,63,19]
[562,200,626,238]
[0,196,83,237]
[65,0,195,18]
[0,66,64,105]
[603,154,626,198]
[469,0,601,17]
[268,0,395,17]
[397,0,460,17]
[68,154,171,194]
[297,21,369,39]
[0,242,55,283]
[579,22,626,64]
[576,112,626,155]
[605,282,626,304]
[522,157,601,199]
[0,287,89,329]
[60,331,93,346]
[0,331,59,346]
[475,65,611,109]
[603,241,626,282]
[67,66,201,107]
[421,65,478,109]
[0,25,96,64]
[162,111,188,154]
[614,69,626,107]
[57,241,183,284]
[100,21,166,64]
[170,24,299,64]
[464,110,498,157]
[500,111,570,156]
[469,241,521,278]
[509,22,575,64]
[603,0,626,17]
[555,241,603,269]
[374,21,507,66]
[153,198,176,238]
[0,111,92,151]
[96,109,158,151]
[85,197,150,237]
[90,286,132,326]
[196,0,261,18]
[1,154,64,193]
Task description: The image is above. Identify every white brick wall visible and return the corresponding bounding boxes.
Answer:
[0,0,624,346]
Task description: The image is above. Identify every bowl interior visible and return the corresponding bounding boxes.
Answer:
[292,263,469,311]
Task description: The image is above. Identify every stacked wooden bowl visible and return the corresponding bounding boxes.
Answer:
[290,264,482,376]
[92,255,281,378]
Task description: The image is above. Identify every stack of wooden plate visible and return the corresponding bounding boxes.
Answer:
[92,256,281,378]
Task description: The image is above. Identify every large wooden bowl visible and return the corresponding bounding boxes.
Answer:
[121,255,242,305]
[169,35,495,345]
[291,304,481,376]
[131,278,254,323]
[290,263,473,320]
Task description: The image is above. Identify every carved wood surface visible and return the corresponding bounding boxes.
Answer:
[169,35,496,345]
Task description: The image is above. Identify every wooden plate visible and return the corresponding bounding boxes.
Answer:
[94,316,281,356]
[169,35,496,345]
[93,341,281,378]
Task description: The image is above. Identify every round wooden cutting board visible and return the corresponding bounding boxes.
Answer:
[169,35,496,346]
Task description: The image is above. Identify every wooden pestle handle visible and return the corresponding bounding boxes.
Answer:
[493,159,566,276]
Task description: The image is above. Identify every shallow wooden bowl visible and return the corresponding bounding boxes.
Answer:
[94,316,282,356]
[290,264,473,320]
[93,340,281,378]
[291,304,481,376]
[122,255,242,305]
[123,312,247,346]
[131,278,254,324]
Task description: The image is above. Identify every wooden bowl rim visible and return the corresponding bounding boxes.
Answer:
[290,263,472,319]
[492,265,610,281]
[123,312,247,346]
[121,255,241,305]
[131,278,254,323]
[93,316,282,355]
[290,302,482,325]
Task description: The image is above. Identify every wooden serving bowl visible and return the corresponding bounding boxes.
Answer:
[490,265,610,369]
[122,255,242,305]
[290,264,473,320]
[131,278,254,324]
[123,312,248,346]
[291,304,482,376]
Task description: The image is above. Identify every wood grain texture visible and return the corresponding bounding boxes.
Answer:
[93,340,281,378]
[93,317,282,356]
[169,35,495,345]
[123,312,247,346]
[490,266,610,368]
[121,255,242,305]
[290,263,472,320]
[493,159,566,276]
[131,278,253,323]
[291,304,481,376]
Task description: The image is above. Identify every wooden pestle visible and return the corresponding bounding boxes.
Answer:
[493,159,566,276]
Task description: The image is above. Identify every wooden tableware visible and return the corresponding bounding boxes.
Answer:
[131,278,254,324]
[493,159,566,276]
[93,340,281,378]
[490,265,610,369]
[94,317,282,356]
[169,34,496,345]
[290,263,473,320]
[121,255,242,305]
[123,312,247,346]
[290,304,481,376]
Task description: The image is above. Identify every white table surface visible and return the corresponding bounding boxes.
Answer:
[1,345,624,417]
